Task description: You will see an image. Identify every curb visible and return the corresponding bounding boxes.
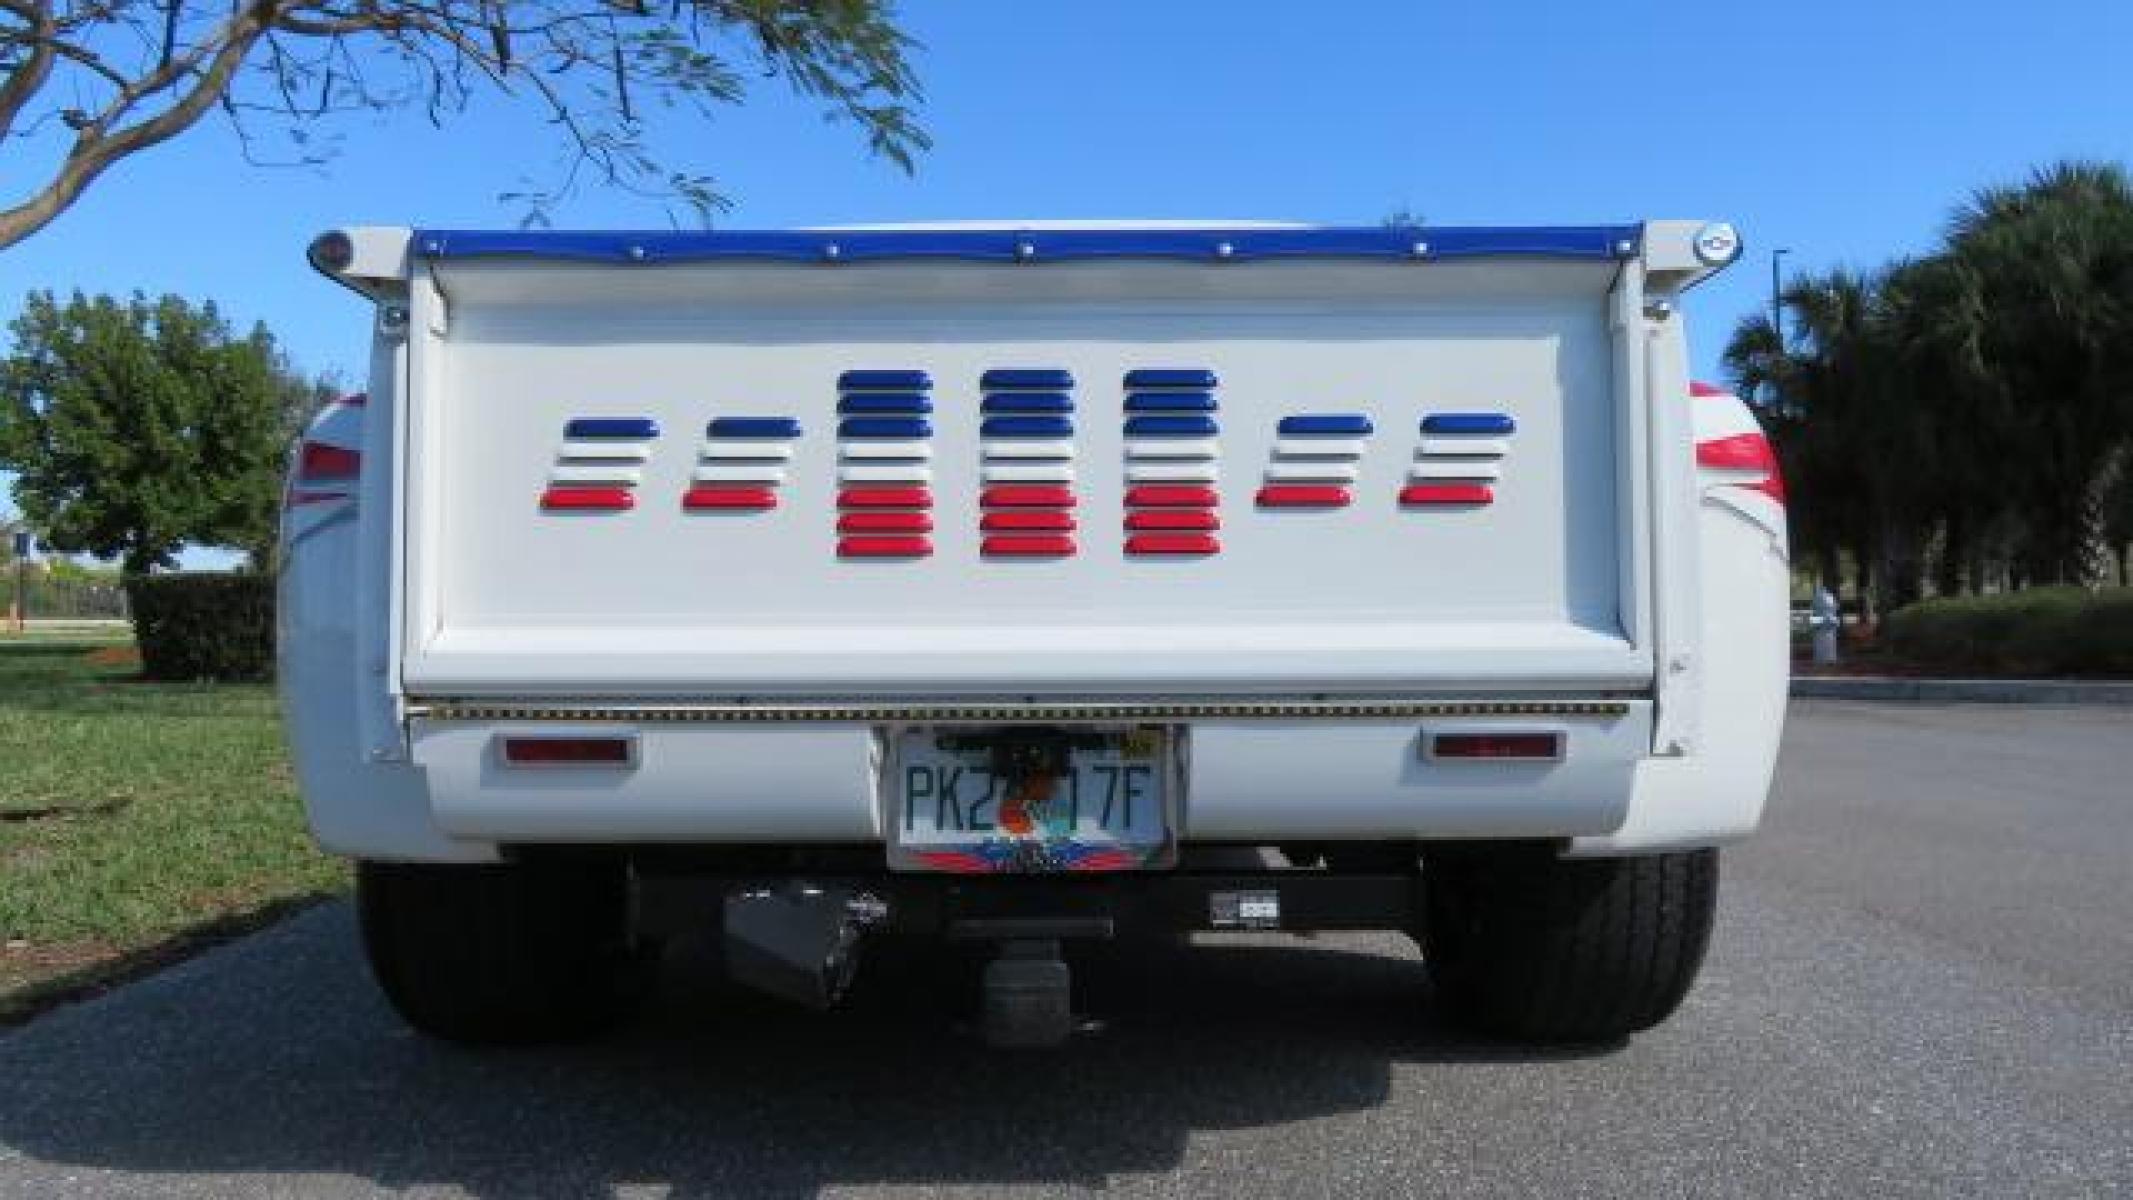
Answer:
[1790,676,2133,706]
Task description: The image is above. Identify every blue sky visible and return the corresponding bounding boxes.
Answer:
[4,0,2131,541]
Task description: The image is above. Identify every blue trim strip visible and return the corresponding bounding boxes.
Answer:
[706,417,800,439]
[837,392,932,414]
[981,416,1074,439]
[566,417,658,439]
[415,226,1642,265]
[982,392,1074,414]
[1126,391,1217,413]
[839,417,933,439]
[1421,413,1516,436]
[1124,369,1219,390]
[981,368,1075,390]
[1279,414,1374,436]
[1125,415,1219,437]
[838,369,931,392]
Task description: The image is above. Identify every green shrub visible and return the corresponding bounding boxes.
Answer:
[1882,587,2133,675]
[123,572,275,682]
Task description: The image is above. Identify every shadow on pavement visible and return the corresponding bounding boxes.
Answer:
[0,903,1605,1198]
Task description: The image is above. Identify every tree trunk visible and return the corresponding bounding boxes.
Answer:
[2073,443,2129,589]
[1817,545,1842,597]
[1934,512,1964,596]
[1851,549,1876,625]
[1878,524,1925,620]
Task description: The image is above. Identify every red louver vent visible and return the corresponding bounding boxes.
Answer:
[839,511,933,533]
[839,535,932,558]
[1126,532,1220,556]
[1399,483,1492,507]
[541,486,635,512]
[682,485,778,511]
[983,534,1077,557]
[1255,484,1351,508]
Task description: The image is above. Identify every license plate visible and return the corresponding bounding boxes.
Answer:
[888,726,1175,873]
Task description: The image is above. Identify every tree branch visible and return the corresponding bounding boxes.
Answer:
[0,0,55,141]
[2,0,928,248]
[0,1,282,250]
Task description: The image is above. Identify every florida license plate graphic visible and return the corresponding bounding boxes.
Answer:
[888,727,1174,873]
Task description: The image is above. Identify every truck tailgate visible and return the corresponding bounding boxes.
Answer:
[393,229,1663,697]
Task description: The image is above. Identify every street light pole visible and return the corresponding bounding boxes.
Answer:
[1771,247,1792,344]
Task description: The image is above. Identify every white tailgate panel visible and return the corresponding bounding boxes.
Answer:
[403,259,1643,696]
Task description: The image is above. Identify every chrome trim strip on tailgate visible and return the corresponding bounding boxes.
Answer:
[409,698,1635,724]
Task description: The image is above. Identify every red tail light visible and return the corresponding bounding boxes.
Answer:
[287,439,360,509]
[1695,432,1778,473]
[500,736,636,766]
[1430,732,1563,761]
[1697,432,1786,505]
[298,441,360,481]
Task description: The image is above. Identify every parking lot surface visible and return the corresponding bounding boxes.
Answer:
[2,700,2129,1198]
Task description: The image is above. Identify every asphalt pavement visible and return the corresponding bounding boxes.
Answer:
[2,699,2129,1198]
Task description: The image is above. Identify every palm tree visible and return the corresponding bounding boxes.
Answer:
[1727,159,2133,603]
[1940,160,2133,586]
[1874,253,2007,596]
[1725,268,1895,611]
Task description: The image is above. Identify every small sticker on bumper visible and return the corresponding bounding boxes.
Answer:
[1210,889,1281,930]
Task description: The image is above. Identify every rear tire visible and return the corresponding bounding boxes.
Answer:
[357,859,658,1045]
[1422,844,1718,1042]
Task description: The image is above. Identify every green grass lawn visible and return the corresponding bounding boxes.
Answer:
[0,635,348,1019]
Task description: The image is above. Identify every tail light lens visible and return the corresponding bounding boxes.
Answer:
[1430,732,1563,761]
[499,736,636,766]
[286,439,360,509]
[1697,432,1786,506]
[298,441,360,481]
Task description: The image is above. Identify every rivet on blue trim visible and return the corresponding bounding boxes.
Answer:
[411,226,1646,265]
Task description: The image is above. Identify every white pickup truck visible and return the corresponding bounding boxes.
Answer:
[281,220,1787,1048]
